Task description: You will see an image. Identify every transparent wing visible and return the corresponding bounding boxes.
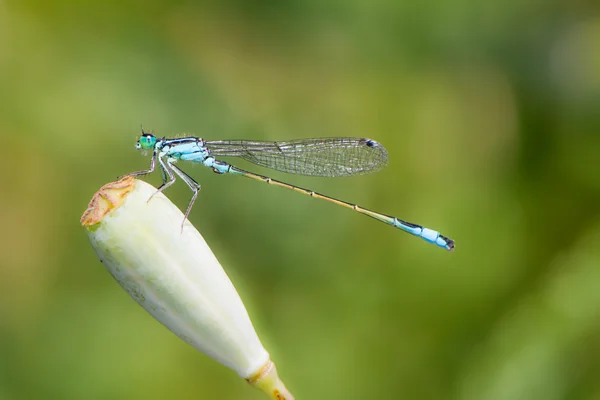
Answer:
[205,137,389,177]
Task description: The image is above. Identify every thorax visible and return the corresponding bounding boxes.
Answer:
[157,137,208,162]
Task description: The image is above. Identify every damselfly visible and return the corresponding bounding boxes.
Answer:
[127,130,454,251]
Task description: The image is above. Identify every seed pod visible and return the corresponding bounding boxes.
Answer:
[81,177,293,400]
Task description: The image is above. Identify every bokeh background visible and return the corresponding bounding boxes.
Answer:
[1,0,600,399]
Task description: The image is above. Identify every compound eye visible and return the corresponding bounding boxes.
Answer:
[138,134,157,150]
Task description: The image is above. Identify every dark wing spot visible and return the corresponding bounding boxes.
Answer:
[360,138,376,147]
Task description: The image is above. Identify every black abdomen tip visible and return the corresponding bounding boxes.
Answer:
[444,237,455,251]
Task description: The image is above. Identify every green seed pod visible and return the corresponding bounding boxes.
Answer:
[81,177,293,400]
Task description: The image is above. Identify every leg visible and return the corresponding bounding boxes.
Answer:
[122,150,157,178]
[147,156,176,203]
[171,164,201,230]
[158,158,167,185]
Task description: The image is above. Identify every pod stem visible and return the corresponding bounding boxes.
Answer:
[247,360,295,400]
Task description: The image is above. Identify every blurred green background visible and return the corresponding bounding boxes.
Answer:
[1,0,600,399]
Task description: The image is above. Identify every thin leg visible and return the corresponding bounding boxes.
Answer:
[157,157,168,186]
[122,150,158,178]
[170,163,201,231]
[147,156,176,203]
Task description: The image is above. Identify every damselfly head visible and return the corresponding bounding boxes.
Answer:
[136,133,157,151]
